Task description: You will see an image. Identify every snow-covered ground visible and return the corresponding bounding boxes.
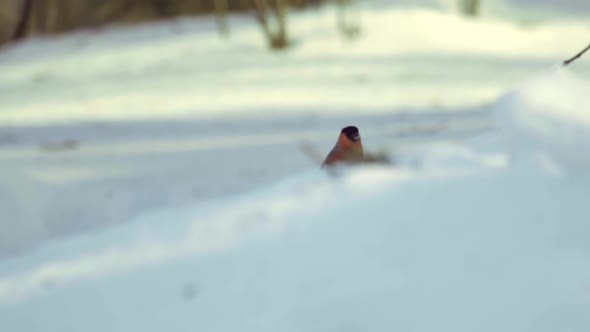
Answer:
[1,67,590,329]
[0,1,588,256]
[2,154,590,332]
[0,1,589,330]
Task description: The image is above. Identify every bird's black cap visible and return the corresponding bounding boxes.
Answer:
[341,126,360,142]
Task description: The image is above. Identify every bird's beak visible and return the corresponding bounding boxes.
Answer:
[350,133,360,142]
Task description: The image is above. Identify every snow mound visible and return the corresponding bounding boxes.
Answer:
[0,162,589,332]
[0,3,589,331]
[493,68,590,172]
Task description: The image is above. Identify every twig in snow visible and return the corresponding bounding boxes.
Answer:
[298,140,341,178]
[39,139,79,152]
[298,140,325,164]
[563,43,590,66]
[298,140,395,180]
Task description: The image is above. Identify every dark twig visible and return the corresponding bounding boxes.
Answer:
[563,43,590,66]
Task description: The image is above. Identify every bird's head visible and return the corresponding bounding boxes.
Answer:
[341,126,361,142]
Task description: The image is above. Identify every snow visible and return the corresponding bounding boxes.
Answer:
[1,70,590,331]
[1,162,590,331]
[0,111,492,257]
[494,67,590,172]
[0,5,588,125]
[0,1,590,330]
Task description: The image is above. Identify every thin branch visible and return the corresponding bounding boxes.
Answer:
[298,141,325,165]
[298,141,341,177]
[563,43,590,66]
[214,0,230,36]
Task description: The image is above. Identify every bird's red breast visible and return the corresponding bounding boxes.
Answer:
[322,129,364,168]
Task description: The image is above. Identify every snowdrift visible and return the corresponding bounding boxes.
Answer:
[494,67,590,172]
[1,165,589,332]
[1,69,590,331]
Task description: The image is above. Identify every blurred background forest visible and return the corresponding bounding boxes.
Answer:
[2,0,324,46]
[3,0,589,50]
[1,0,487,49]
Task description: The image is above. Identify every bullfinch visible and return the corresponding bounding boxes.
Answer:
[321,126,364,168]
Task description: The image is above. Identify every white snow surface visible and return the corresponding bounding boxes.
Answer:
[1,159,590,332]
[0,2,590,330]
[1,66,590,331]
[494,68,590,172]
[0,2,587,257]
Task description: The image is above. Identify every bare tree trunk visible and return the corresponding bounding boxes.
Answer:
[274,0,287,47]
[253,0,273,41]
[215,0,230,36]
[336,0,360,40]
[252,0,289,49]
[460,0,480,17]
[13,0,35,41]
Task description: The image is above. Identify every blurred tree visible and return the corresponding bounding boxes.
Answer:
[253,0,289,49]
[460,0,480,17]
[215,0,230,36]
[151,0,175,17]
[1,0,329,47]
[336,0,360,40]
[12,0,34,41]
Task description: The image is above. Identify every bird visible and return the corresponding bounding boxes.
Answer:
[321,126,364,168]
